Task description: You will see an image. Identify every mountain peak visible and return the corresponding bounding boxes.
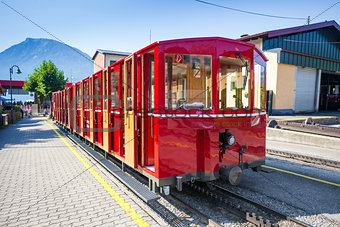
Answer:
[0,38,93,83]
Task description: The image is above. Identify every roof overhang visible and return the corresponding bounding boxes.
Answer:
[92,49,131,60]
[238,20,340,41]
[0,80,25,87]
[268,20,340,38]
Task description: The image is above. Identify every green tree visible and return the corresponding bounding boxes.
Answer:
[23,60,67,113]
[23,71,43,99]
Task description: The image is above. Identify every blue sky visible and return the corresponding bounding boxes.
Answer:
[1,0,339,56]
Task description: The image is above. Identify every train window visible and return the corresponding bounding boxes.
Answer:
[165,54,212,110]
[149,58,155,111]
[90,78,93,109]
[103,71,107,110]
[65,92,68,109]
[254,63,265,109]
[127,61,133,111]
[95,77,101,108]
[219,56,250,109]
[111,70,119,108]
[76,86,81,108]
[84,82,89,108]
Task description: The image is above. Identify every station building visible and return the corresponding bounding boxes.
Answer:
[92,49,130,73]
[239,20,340,114]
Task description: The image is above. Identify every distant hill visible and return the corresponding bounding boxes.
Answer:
[0,38,93,83]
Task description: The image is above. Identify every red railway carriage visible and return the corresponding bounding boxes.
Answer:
[53,37,267,191]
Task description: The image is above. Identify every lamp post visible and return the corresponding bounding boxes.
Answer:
[9,65,22,123]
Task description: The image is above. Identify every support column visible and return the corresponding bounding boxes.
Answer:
[315,69,322,112]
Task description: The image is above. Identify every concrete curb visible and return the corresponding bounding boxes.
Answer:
[266,128,340,150]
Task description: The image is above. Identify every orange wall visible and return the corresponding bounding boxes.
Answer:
[94,53,104,73]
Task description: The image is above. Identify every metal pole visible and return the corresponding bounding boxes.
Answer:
[9,65,21,124]
[10,67,13,124]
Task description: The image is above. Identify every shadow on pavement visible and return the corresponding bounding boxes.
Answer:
[0,116,59,150]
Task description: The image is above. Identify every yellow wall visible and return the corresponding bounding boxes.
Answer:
[275,63,295,109]
[248,38,263,50]
[264,51,295,111]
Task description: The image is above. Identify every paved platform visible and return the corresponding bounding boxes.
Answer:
[0,117,166,226]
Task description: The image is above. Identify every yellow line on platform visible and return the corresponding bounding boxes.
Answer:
[45,121,149,227]
[262,165,340,187]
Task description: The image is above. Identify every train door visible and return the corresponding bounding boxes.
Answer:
[142,51,155,167]
[55,93,58,121]
[89,76,95,142]
[58,92,61,122]
[66,89,70,127]
[83,79,90,138]
[76,83,81,133]
[102,70,109,150]
[109,65,122,155]
[63,90,66,125]
[94,73,103,146]
[69,87,74,130]
[60,92,62,123]
[72,85,77,131]
[60,92,62,122]
[123,55,138,167]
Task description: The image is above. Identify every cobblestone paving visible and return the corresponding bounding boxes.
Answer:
[0,117,165,226]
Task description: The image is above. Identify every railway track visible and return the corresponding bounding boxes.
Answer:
[165,194,223,227]
[276,120,340,138]
[183,182,312,227]
[266,149,340,169]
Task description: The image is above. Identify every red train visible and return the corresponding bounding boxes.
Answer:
[52,37,267,191]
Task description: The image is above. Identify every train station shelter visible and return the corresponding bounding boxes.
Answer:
[0,80,34,104]
[92,49,130,73]
[239,20,340,114]
[0,80,73,105]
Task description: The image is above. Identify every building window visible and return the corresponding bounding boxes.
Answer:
[110,60,117,66]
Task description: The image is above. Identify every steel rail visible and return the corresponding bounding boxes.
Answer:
[185,182,278,226]
[168,194,223,227]
[211,183,312,227]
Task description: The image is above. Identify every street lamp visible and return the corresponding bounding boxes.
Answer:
[9,65,22,123]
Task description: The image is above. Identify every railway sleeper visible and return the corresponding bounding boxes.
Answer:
[246,212,277,227]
